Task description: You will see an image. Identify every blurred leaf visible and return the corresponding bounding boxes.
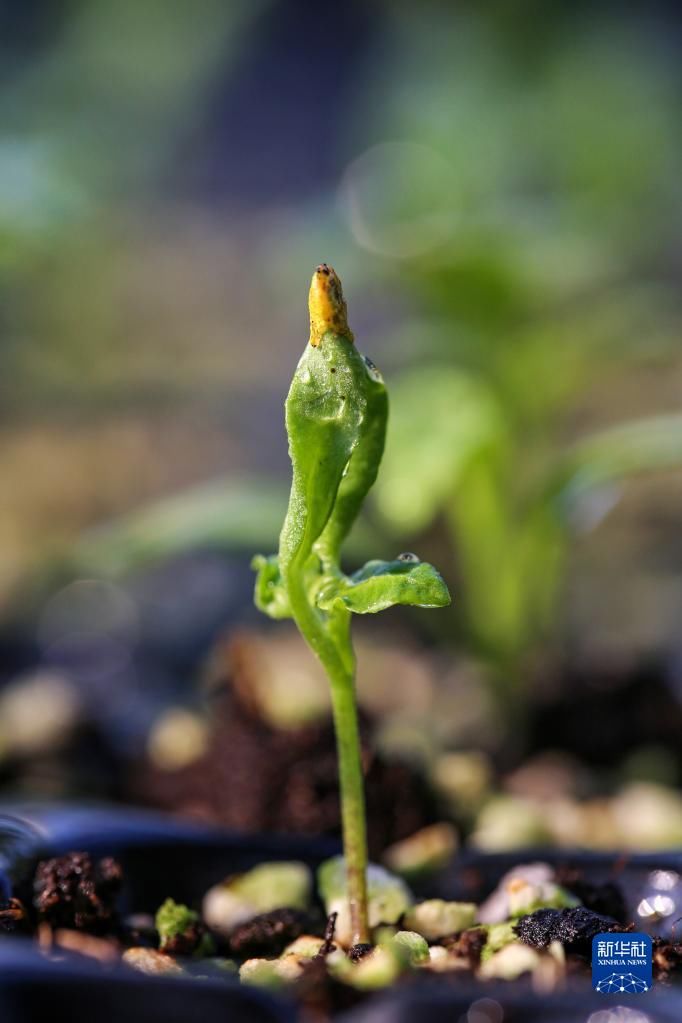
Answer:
[556,413,682,503]
[374,366,506,533]
[72,477,289,577]
[318,557,451,615]
[72,476,382,578]
[448,452,565,660]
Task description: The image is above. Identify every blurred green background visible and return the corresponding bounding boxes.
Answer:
[1,1,682,854]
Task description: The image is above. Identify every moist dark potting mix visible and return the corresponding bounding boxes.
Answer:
[1,847,681,1020]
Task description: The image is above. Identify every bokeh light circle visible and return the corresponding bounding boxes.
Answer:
[340,141,456,259]
[467,997,504,1023]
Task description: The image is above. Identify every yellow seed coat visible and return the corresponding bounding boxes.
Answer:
[308,264,354,347]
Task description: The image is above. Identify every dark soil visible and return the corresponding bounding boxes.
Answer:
[347,942,374,963]
[33,852,122,933]
[528,656,682,773]
[443,927,487,967]
[228,907,320,958]
[554,865,627,923]
[514,906,627,957]
[3,847,682,1022]
[134,645,437,856]
[653,937,682,981]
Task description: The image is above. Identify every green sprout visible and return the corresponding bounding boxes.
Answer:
[156,897,198,945]
[155,897,214,958]
[253,265,450,943]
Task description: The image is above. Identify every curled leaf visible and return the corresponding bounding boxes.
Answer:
[317,558,451,614]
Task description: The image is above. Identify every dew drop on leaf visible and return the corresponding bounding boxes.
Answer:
[362,354,383,383]
[397,552,420,563]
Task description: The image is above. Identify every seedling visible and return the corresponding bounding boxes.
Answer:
[253,265,450,943]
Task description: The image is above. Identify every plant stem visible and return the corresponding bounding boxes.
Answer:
[286,571,369,945]
[327,662,369,945]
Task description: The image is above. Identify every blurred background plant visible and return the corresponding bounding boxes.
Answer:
[1,0,682,861]
[333,6,682,714]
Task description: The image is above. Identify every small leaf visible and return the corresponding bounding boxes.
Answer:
[317,558,451,615]
[252,554,292,620]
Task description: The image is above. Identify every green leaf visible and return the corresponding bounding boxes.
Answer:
[279,334,388,579]
[317,556,451,614]
[252,554,292,620]
[374,366,505,533]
